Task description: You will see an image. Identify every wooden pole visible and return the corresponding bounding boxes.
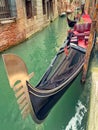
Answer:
[85,0,90,13]
[81,3,98,83]
[81,22,96,83]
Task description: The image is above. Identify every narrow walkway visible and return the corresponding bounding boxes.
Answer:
[87,67,98,130]
[87,41,98,130]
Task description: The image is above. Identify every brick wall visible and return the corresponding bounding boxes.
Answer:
[0,0,58,52]
[0,21,26,52]
[0,0,26,52]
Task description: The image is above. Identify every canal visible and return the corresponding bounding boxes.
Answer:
[0,17,95,130]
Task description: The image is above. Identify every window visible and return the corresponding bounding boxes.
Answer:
[25,0,33,19]
[25,0,37,19]
[42,0,46,15]
[0,0,17,19]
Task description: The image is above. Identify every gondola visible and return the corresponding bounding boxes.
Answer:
[59,12,66,17]
[2,19,95,124]
[65,9,73,15]
[66,15,77,28]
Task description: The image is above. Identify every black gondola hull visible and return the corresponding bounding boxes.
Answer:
[26,44,86,123]
[28,70,81,123]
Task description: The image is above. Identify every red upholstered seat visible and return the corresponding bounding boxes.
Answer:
[69,14,92,49]
[70,36,78,43]
[84,23,91,31]
[73,31,79,35]
[74,23,91,32]
[84,31,90,35]
[72,23,91,37]
[77,35,84,40]
[85,35,89,40]
[77,35,88,48]
[82,14,92,23]
[85,36,89,44]
[78,39,87,48]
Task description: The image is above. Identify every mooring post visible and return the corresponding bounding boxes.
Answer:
[81,3,98,83]
[85,0,90,14]
[81,22,96,83]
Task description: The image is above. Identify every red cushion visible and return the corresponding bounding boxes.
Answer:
[78,39,87,48]
[82,14,92,23]
[84,31,90,35]
[74,23,91,33]
[84,23,91,31]
[73,31,79,35]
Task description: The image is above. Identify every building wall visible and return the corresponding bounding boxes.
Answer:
[25,0,58,38]
[0,0,26,52]
[57,0,76,15]
[0,0,58,52]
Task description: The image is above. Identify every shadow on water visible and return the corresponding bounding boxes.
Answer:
[0,17,95,130]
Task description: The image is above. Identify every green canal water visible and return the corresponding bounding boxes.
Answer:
[0,17,97,130]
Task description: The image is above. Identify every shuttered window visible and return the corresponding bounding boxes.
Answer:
[25,0,37,19]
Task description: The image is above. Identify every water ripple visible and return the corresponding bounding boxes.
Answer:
[65,100,87,130]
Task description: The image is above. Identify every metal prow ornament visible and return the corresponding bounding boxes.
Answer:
[2,54,35,119]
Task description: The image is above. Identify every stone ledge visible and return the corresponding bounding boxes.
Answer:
[87,68,98,130]
[0,17,16,24]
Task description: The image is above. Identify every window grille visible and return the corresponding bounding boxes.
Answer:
[0,0,17,19]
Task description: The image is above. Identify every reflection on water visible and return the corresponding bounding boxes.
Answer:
[35,124,44,130]
[65,100,87,130]
[64,44,98,130]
